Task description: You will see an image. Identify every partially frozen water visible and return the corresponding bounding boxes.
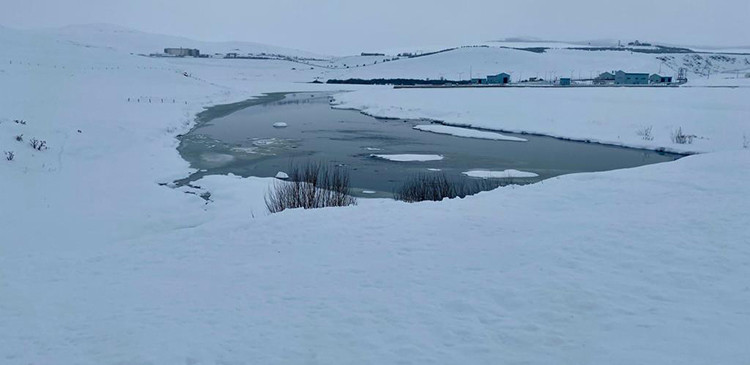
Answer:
[177,92,681,197]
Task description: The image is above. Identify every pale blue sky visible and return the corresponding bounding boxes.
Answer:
[3,0,748,54]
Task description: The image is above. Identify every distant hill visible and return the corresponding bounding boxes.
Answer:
[35,23,329,60]
[319,44,750,81]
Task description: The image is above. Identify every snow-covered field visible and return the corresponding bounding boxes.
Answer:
[335,86,750,154]
[2,25,750,364]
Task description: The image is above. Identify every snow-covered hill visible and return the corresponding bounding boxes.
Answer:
[36,23,328,59]
[315,44,750,81]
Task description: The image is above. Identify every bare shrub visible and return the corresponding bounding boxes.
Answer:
[29,138,47,151]
[395,173,454,202]
[394,173,506,203]
[636,126,654,141]
[671,127,694,144]
[265,162,357,213]
[743,134,749,149]
[14,134,23,142]
[4,151,14,161]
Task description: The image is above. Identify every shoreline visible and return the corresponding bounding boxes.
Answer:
[331,101,694,156]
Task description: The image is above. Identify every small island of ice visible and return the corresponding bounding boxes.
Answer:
[462,169,539,179]
[414,124,527,142]
[371,154,444,162]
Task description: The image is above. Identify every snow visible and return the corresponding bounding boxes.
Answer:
[371,153,444,162]
[462,169,539,179]
[272,122,288,128]
[1,24,750,364]
[414,124,527,141]
[275,171,289,179]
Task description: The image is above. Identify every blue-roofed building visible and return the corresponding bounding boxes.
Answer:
[559,78,571,86]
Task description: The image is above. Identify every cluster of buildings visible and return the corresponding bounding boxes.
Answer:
[469,70,676,87]
[466,69,679,87]
[594,70,674,85]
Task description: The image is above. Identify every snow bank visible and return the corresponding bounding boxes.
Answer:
[371,153,444,162]
[335,86,750,154]
[462,169,539,179]
[414,124,527,141]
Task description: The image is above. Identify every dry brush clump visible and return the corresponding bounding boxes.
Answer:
[671,127,694,144]
[394,173,505,203]
[636,126,654,141]
[29,138,48,151]
[265,162,357,213]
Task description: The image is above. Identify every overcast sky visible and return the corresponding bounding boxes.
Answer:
[3,0,748,55]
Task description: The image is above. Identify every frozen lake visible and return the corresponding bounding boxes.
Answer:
[177,92,682,197]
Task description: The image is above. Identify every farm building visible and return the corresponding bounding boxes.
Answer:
[559,78,571,86]
[471,78,484,84]
[593,71,615,84]
[164,48,200,57]
[649,74,673,84]
[486,73,511,84]
[614,70,649,85]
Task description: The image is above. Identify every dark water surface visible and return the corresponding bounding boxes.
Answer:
[177,92,681,197]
